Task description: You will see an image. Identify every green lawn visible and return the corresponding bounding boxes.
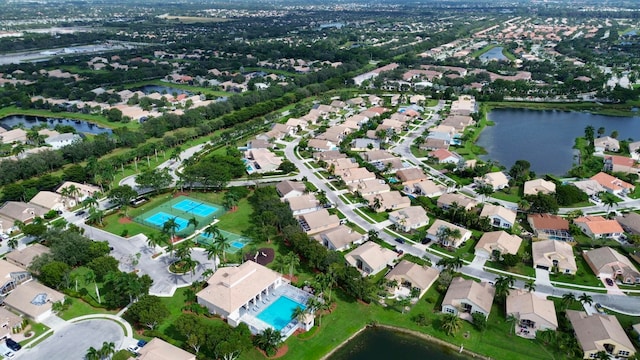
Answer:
[550,255,604,288]
[491,187,521,203]
[358,208,389,223]
[58,298,117,321]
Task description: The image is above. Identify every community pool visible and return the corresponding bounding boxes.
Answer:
[145,212,189,231]
[172,199,218,217]
[256,296,306,331]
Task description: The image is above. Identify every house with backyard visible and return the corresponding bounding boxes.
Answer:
[441,277,495,321]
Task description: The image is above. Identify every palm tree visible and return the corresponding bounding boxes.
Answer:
[213,233,230,264]
[146,232,167,251]
[436,256,463,272]
[524,280,536,293]
[85,346,100,360]
[223,191,239,211]
[371,197,382,212]
[170,147,182,163]
[204,242,222,272]
[595,351,612,360]
[187,216,199,231]
[561,293,577,310]
[397,296,412,314]
[84,269,101,304]
[292,306,307,324]
[578,293,593,307]
[367,229,379,242]
[440,313,462,336]
[204,224,221,240]
[99,341,116,359]
[283,252,300,280]
[315,271,336,302]
[87,207,105,226]
[601,194,619,213]
[476,184,494,202]
[82,196,99,210]
[494,275,515,302]
[7,238,18,250]
[175,241,194,263]
[162,217,180,242]
[254,328,283,356]
[506,313,518,335]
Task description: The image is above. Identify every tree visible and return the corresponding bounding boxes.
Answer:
[187,216,199,231]
[436,256,463,272]
[99,341,116,359]
[277,160,297,173]
[7,238,18,250]
[397,296,412,314]
[162,217,181,242]
[85,269,101,304]
[107,185,137,217]
[136,168,173,195]
[367,229,379,242]
[578,293,593,306]
[204,242,222,272]
[223,191,239,211]
[126,295,169,330]
[471,312,487,331]
[283,252,300,280]
[254,328,283,356]
[213,233,230,264]
[85,346,101,360]
[506,313,518,335]
[292,306,307,324]
[39,261,70,289]
[86,207,105,226]
[494,275,515,302]
[524,280,536,293]
[601,193,619,213]
[476,184,494,201]
[561,293,577,310]
[440,313,462,336]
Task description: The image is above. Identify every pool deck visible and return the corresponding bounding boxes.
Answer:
[238,284,313,338]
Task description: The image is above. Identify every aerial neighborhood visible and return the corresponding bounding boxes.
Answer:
[0,1,639,360]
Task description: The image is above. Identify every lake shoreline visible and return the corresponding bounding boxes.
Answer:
[321,324,490,360]
[485,101,639,117]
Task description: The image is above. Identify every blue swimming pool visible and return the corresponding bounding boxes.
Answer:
[172,199,218,217]
[256,296,305,331]
[231,241,245,249]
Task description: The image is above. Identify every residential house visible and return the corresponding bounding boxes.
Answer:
[326,158,359,173]
[437,193,479,211]
[4,281,64,322]
[314,225,366,251]
[196,261,285,327]
[629,141,640,160]
[524,179,556,196]
[56,181,101,201]
[584,247,640,284]
[308,138,337,152]
[0,215,15,235]
[244,149,282,174]
[527,214,572,242]
[573,216,624,240]
[385,260,439,299]
[420,137,449,151]
[475,231,523,259]
[0,308,23,341]
[388,206,429,232]
[247,139,272,149]
[348,179,390,197]
[0,128,27,144]
[426,219,472,248]
[285,194,321,216]
[450,95,477,116]
[28,191,69,211]
[285,118,308,131]
[362,150,395,163]
[345,241,398,276]
[572,179,605,198]
[441,115,475,132]
[429,149,461,164]
[44,133,81,149]
[0,201,48,224]
[441,277,495,321]
[339,168,376,185]
[330,100,347,109]
[506,290,558,336]
[603,155,640,175]
[532,240,577,274]
[132,338,196,360]
[298,209,340,235]
[5,244,51,270]
[474,171,509,191]
[0,260,32,296]
[480,204,517,229]
[351,138,380,151]
[615,212,640,235]
[365,191,411,213]
[276,180,306,199]
[590,172,635,196]
[566,310,635,359]
[413,180,447,198]
[313,150,345,162]
[593,136,620,153]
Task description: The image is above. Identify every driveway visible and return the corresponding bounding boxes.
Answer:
[18,319,124,360]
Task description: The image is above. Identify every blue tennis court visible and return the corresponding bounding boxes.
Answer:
[145,212,189,231]
[172,199,218,217]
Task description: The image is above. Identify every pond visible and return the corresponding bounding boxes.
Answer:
[136,85,192,96]
[479,47,508,61]
[328,328,471,360]
[476,108,640,176]
[0,115,112,134]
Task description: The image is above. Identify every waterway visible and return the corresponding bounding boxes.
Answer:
[476,108,640,176]
[0,115,112,134]
[479,47,507,61]
[328,328,471,360]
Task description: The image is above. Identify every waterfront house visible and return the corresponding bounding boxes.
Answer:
[345,241,397,276]
[441,277,495,321]
[593,136,620,153]
[532,239,577,274]
[475,231,522,259]
[566,310,635,359]
[385,260,439,299]
[590,172,635,196]
[523,179,556,196]
[474,171,509,191]
[507,290,558,336]
[583,247,640,284]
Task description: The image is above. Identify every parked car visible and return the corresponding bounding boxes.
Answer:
[605,278,614,286]
[74,210,86,216]
[394,238,405,244]
[127,345,140,353]
[5,338,21,351]
[137,339,147,348]
[595,303,605,313]
[421,238,432,245]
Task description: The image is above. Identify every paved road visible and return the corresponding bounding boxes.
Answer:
[18,319,124,360]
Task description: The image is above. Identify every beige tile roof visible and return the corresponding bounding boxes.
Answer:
[507,290,557,329]
[299,209,340,234]
[315,225,364,250]
[475,231,522,256]
[5,244,51,270]
[0,259,29,285]
[28,191,65,210]
[566,310,635,355]
[475,171,509,188]
[340,167,376,183]
[196,261,281,315]
[389,206,429,229]
[275,180,306,197]
[616,212,640,234]
[348,179,390,195]
[365,191,411,211]
[414,180,446,197]
[437,193,478,210]
[135,337,196,360]
[523,179,556,196]
[385,260,439,291]
[4,281,64,319]
[532,240,577,272]
[0,308,22,338]
[57,181,101,198]
[584,247,639,276]
[285,194,319,212]
[427,219,472,247]
[0,201,48,222]
[442,277,495,314]
[0,128,27,144]
[362,150,395,162]
[480,204,516,225]
[396,168,428,183]
[345,242,397,273]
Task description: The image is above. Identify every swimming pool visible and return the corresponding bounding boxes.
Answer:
[172,199,218,217]
[256,296,306,331]
[145,212,189,231]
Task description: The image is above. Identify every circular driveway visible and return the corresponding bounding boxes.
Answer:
[19,319,125,360]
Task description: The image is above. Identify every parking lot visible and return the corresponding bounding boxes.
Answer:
[17,319,124,360]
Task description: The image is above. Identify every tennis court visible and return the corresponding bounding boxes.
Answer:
[172,199,219,217]
[198,229,252,254]
[133,195,225,237]
[145,212,189,232]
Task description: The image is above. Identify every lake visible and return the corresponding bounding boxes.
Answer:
[328,328,471,360]
[479,47,507,61]
[0,115,112,134]
[476,108,640,175]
